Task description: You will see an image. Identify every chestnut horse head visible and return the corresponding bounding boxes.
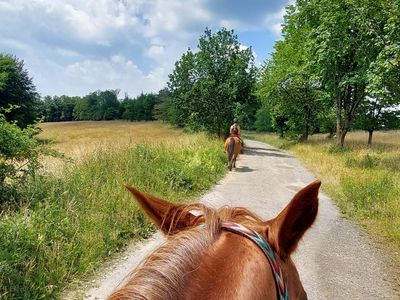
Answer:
[108,180,321,300]
[224,136,241,170]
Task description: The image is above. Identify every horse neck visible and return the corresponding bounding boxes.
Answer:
[183,231,277,300]
[108,207,282,300]
[108,227,214,300]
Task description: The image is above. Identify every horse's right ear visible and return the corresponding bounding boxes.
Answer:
[125,185,197,235]
[266,180,320,259]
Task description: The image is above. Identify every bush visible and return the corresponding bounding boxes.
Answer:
[0,109,52,204]
[0,135,226,299]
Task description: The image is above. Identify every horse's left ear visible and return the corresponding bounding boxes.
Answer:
[125,185,197,235]
[266,180,320,259]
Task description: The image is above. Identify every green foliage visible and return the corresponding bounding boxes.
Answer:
[257,5,323,141]
[352,96,400,143]
[254,103,273,132]
[73,90,121,121]
[0,109,52,203]
[121,93,159,121]
[0,53,39,128]
[258,0,400,145]
[0,135,226,299]
[39,95,80,122]
[153,88,172,122]
[167,28,257,136]
[300,0,400,145]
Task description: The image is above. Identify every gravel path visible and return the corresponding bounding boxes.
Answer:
[67,139,400,299]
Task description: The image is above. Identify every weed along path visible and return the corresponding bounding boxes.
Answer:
[74,139,399,300]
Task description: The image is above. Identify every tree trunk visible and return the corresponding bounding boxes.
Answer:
[327,127,334,139]
[368,130,373,145]
[300,120,309,141]
[339,112,352,147]
[336,97,342,145]
[339,128,348,147]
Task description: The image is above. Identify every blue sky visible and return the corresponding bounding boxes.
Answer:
[0,0,291,98]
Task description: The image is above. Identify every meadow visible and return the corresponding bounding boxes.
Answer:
[38,121,193,173]
[0,121,227,299]
[244,130,400,274]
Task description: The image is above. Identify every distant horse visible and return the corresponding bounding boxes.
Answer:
[108,180,321,300]
[224,136,241,171]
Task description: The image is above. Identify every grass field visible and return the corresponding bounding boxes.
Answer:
[1,121,227,299]
[244,130,400,276]
[38,121,191,173]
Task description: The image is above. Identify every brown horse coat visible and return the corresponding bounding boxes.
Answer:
[108,181,321,300]
[224,136,241,170]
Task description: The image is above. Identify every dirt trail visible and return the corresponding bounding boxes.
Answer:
[66,139,399,300]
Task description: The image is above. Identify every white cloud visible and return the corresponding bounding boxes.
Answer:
[264,6,287,36]
[55,48,80,57]
[1,0,291,97]
[220,19,246,31]
[142,0,211,38]
[64,55,167,96]
[147,45,165,58]
[0,38,30,50]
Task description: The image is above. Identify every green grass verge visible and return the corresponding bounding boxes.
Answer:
[0,136,226,299]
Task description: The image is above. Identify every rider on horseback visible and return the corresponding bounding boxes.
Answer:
[230,118,241,137]
[229,118,244,153]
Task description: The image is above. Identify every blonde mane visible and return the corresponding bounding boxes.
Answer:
[108,203,262,300]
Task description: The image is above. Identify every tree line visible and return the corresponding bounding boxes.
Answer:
[2,0,400,146]
[39,90,162,122]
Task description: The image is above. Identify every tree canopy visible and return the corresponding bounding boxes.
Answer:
[257,0,400,145]
[167,28,258,136]
[0,54,39,127]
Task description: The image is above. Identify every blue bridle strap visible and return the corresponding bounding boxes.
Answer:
[221,221,289,300]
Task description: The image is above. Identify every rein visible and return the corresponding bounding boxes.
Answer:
[221,221,289,300]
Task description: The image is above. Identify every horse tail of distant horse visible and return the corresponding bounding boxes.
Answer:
[228,137,235,171]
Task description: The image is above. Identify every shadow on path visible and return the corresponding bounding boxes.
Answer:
[243,147,292,158]
[233,166,255,173]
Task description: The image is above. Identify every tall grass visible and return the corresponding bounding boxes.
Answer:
[0,130,226,299]
[38,121,190,174]
[244,131,400,263]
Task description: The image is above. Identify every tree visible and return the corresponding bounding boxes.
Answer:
[0,54,39,127]
[257,6,323,141]
[73,93,96,120]
[153,88,172,122]
[254,103,273,132]
[72,90,120,121]
[39,95,78,122]
[352,97,400,144]
[121,93,159,121]
[167,50,198,127]
[94,90,121,120]
[167,28,257,136]
[297,0,400,146]
[0,108,51,202]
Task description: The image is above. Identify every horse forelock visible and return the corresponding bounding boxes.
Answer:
[108,204,263,300]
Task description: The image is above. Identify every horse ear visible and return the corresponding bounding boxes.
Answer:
[125,185,197,235]
[267,180,320,259]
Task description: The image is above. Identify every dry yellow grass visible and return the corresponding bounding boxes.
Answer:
[38,121,189,159]
[306,130,400,149]
[37,121,196,172]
